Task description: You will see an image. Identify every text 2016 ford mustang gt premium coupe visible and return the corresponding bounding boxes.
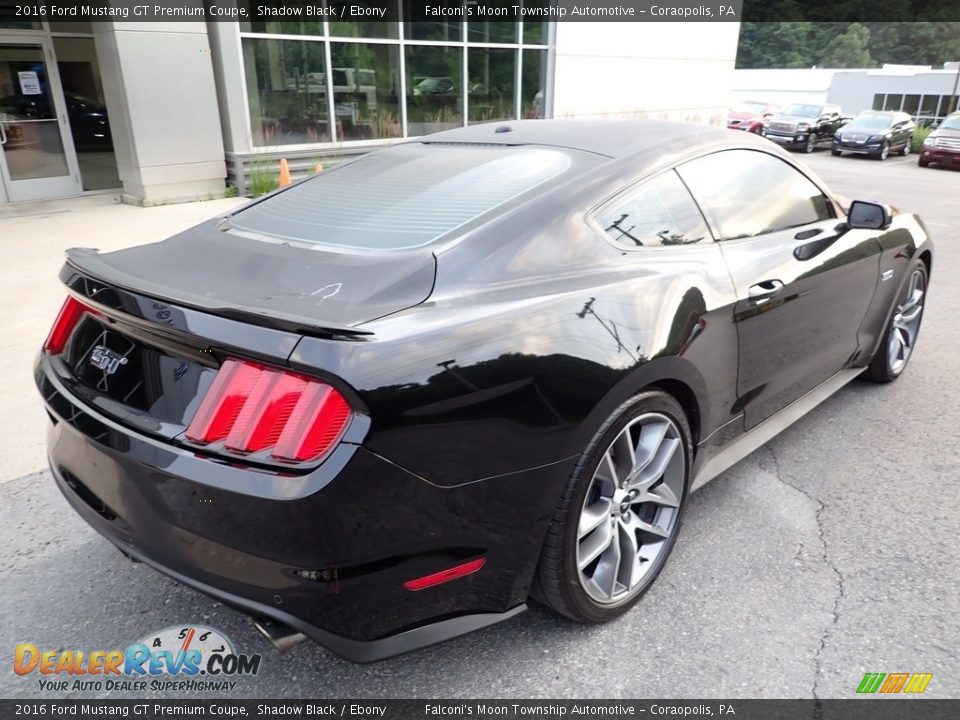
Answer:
[36,120,932,662]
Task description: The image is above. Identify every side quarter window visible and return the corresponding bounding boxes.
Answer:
[676,150,833,241]
[595,170,711,248]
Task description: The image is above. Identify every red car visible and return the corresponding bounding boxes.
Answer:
[919,112,960,168]
[726,101,779,134]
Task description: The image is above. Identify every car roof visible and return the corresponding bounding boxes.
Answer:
[408,118,732,160]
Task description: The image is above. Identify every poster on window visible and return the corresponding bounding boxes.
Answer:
[18,71,42,96]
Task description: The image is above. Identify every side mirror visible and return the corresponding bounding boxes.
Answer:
[848,200,892,230]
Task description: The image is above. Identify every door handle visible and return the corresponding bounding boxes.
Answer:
[748,280,784,304]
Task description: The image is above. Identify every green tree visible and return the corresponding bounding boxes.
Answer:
[819,22,874,67]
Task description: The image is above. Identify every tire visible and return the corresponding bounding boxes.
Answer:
[901,137,912,156]
[533,390,691,623]
[876,141,890,160]
[918,157,930,168]
[831,149,841,157]
[804,134,817,153]
[865,259,928,383]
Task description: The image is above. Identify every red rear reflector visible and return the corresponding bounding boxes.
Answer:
[185,358,351,463]
[403,558,487,592]
[45,296,98,354]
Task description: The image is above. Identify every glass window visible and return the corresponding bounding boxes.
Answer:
[596,171,710,248]
[522,1,549,45]
[469,9,517,44]
[677,150,832,241]
[329,42,401,140]
[468,47,515,124]
[871,94,885,111]
[329,1,399,39]
[48,21,94,33]
[940,95,959,118]
[242,38,330,146]
[403,0,462,40]
[883,94,903,111]
[53,36,120,191]
[919,94,938,117]
[902,94,920,116]
[521,49,547,119]
[239,20,324,36]
[405,45,462,136]
[229,144,575,250]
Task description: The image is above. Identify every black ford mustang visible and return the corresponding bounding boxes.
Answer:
[36,120,932,662]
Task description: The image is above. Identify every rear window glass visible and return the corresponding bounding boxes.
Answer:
[229,144,574,251]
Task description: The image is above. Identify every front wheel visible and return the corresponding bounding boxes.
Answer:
[918,157,930,167]
[831,149,842,156]
[533,391,690,623]
[876,141,890,160]
[866,260,927,383]
[804,134,817,153]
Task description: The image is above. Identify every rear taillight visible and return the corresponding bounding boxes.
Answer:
[45,296,99,354]
[185,359,351,464]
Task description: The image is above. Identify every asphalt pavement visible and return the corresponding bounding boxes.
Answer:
[2,149,958,700]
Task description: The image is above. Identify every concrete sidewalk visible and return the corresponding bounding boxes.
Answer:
[1,194,247,482]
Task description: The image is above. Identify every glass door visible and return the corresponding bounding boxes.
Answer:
[0,37,82,202]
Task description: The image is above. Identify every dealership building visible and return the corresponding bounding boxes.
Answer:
[732,64,960,127]
[0,16,740,205]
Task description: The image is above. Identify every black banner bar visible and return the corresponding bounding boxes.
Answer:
[5,0,959,24]
[1,700,958,720]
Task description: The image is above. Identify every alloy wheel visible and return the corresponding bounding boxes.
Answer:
[887,269,925,375]
[805,135,817,153]
[879,142,890,160]
[576,413,685,605]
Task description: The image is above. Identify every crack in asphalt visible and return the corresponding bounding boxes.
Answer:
[764,445,846,701]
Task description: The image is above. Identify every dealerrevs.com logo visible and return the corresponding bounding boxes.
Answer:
[14,625,262,693]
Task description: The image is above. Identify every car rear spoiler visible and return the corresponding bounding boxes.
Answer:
[63,248,374,340]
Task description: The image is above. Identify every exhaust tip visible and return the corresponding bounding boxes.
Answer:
[253,618,307,654]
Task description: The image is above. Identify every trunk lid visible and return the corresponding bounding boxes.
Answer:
[65,219,437,331]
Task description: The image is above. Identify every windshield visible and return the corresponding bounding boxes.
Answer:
[229,144,576,251]
[731,102,766,114]
[940,116,960,130]
[847,114,893,130]
[782,104,821,118]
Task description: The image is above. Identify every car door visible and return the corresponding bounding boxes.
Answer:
[819,107,841,141]
[676,149,882,429]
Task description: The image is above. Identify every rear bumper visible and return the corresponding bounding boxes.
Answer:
[37,353,560,661]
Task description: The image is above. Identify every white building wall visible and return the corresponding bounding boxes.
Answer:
[729,68,836,107]
[552,22,741,126]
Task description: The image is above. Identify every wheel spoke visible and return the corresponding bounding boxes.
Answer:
[579,498,613,538]
[631,436,681,490]
[578,518,614,570]
[617,518,642,589]
[899,303,922,324]
[634,482,681,508]
[633,421,670,474]
[590,528,621,600]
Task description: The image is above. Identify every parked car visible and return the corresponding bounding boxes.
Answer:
[726,100,778,134]
[762,102,845,153]
[36,120,932,662]
[918,112,960,168]
[832,111,915,160]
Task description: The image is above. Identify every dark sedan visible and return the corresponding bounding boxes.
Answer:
[832,110,915,160]
[36,120,932,662]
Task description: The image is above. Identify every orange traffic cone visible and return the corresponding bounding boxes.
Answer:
[278,158,292,187]
[315,164,324,174]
